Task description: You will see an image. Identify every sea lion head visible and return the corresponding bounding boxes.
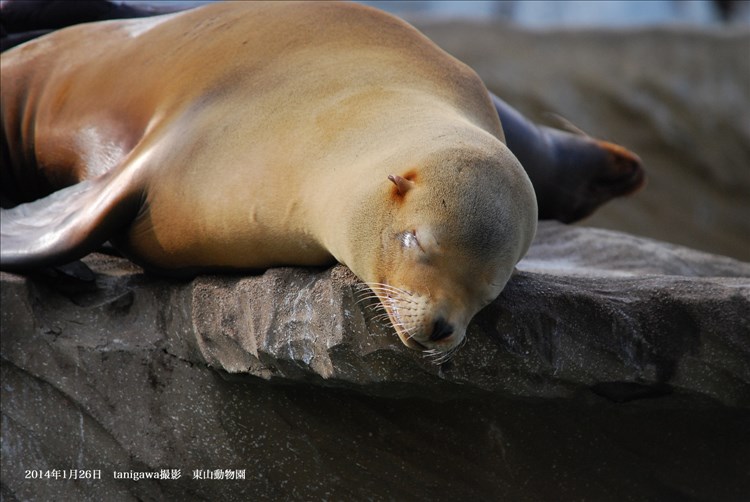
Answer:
[350,136,537,356]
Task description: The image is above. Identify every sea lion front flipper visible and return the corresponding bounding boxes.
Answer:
[0,176,141,273]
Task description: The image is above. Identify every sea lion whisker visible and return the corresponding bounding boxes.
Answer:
[364,285,418,300]
[355,288,410,308]
[354,293,384,307]
[371,310,389,321]
[432,338,467,364]
[444,342,463,362]
[355,295,386,304]
[364,282,414,297]
[431,353,447,365]
[353,285,375,294]
[367,290,411,302]
[424,351,449,365]
[430,348,457,365]
[402,326,421,340]
[368,308,389,318]
[375,294,419,307]
[362,288,397,299]
[379,298,419,312]
[389,317,415,336]
[457,336,468,352]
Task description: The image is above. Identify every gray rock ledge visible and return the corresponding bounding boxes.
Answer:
[2,222,749,501]
[7,222,747,403]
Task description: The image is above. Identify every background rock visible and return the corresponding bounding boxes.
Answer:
[2,222,749,500]
[417,22,750,261]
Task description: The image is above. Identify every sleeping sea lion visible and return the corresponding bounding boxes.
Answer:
[0,1,643,355]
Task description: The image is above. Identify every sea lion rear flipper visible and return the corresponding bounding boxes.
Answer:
[490,92,645,223]
[0,177,141,272]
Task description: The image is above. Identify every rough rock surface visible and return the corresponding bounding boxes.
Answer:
[2,222,749,500]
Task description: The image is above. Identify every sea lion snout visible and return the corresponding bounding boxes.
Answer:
[362,281,468,353]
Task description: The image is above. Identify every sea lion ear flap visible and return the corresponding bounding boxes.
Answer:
[388,174,415,196]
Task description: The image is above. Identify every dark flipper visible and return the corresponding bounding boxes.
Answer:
[490,92,645,223]
[0,177,140,272]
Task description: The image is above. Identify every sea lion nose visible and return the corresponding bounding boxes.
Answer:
[429,317,454,342]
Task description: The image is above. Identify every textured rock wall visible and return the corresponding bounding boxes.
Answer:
[2,223,749,500]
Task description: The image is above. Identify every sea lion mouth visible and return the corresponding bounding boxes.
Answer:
[400,333,428,351]
[382,294,427,351]
[360,282,467,363]
[360,282,433,351]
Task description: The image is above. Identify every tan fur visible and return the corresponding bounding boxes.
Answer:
[1,2,537,352]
